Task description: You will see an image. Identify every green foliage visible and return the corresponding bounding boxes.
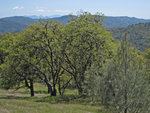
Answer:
[145,48,150,82]
[110,22,150,50]
[19,19,68,96]
[0,11,149,112]
[84,38,150,112]
[0,33,36,95]
[145,48,150,60]
[0,33,14,88]
[62,11,115,94]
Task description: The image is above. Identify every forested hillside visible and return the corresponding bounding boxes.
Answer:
[0,16,37,33]
[105,16,150,28]
[0,15,150,33]
[110,22,150,50]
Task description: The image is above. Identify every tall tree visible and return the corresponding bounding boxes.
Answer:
[0,33,37,96]
[19,20,66,96]
[62,11,114,94]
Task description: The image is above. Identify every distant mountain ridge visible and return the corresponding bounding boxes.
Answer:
[0,15,150,33]
[105,16,150,28]
[25,15,62,19]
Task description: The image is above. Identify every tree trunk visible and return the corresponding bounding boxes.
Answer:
[46,82,52,96]
[78,86,83,95]
[48,86,51,93]
[51,85,57,96]
[58,78,62,96]
[124,89,128,113]
[25,78,34,97]
[124,108,127,113]
[73,74,83,95]
[30,79,34,97]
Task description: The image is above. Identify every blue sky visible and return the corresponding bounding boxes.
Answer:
[0,0,149,19]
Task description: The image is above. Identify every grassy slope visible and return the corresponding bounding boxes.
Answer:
[0,84,102,113]
[0,99,100,113]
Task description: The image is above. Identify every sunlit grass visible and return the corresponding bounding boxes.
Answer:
[0,84,103,113]
[0,99,101,113]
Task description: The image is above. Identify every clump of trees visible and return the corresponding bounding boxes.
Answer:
[0,11,149,112]
[84,33,150,112]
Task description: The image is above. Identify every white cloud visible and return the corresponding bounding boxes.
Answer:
[36,9,45,12]
[54,10,70,13]
[35,9,70,14]
[13,6,24,10]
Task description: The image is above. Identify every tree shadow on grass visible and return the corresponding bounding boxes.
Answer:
[0,94,84,104]
[35,95,100,106]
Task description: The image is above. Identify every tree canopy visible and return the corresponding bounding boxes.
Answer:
[0,11,149,112]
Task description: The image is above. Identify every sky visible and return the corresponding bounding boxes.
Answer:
[0,0,150,19]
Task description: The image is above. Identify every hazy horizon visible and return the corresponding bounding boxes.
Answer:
[0,0,150,19]
[1,14,150,20]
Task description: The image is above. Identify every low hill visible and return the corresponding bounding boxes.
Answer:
[0,16,37,33]
[50,16,150,28]
[105,16,150,28]
[0,15,150,33]
[110,22,150,50]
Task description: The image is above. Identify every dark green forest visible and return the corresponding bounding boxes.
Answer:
[0,11,150,113]
[1,15,150,33]
[110,22,150,50]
